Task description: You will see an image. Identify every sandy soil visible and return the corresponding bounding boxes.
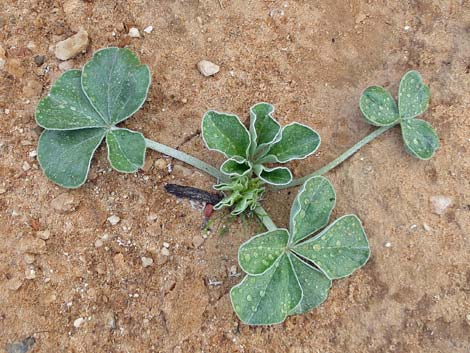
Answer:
[1,1,469,352]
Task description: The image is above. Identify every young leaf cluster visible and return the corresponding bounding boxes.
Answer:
[36,47,151,187]
[202,103,320,214]
[230,176,370,325]
[360,70,439,160]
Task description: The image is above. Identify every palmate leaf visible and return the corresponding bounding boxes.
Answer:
[36,48,151,187]
[359,71,439,161]
[231,176,370,325]
[260,123,320,163]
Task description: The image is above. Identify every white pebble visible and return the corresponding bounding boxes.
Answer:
[161,247,170,256]
[143,26,153,34]
[128,27,141,38]
[197,60,220,77]
[29,150,37,158]
[162,242,170,248]
[423,223,433,232]
[55,29,89,60]
[430,195,453,215]
[141,256,154,267]
[107,215,120,225]
[73,317,85,328]
[384,242,392,248]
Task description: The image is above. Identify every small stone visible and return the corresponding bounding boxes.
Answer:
[0,45,6,70]
[24,254,35,264]
[24,267,36,280]
[147,213,158,222]
[58,60,74,71]
[197,60,220,77]
[22,161,31,171]
[228,265,238,277]
[0,188,6,194]
[54,29,89,60]
[181,98,187,104]
[154,158,167,171]
[161,247,170,256]
[104,311,116,330]
[162,242,170,248]
[33,55,46,66]
[173,164,192,177]
[6,336,36,353]
[107,215,120,225]
[430,195,453,215]
[37,230,50,240]
[423,223,433,232]
[29,150,37,158]
[51,193,78,213]
[94,239,103,248]
[128,27,140,38]
[384,242,392,248]
[6,277,23,291]
[17,236,46,254]
[143,26,153,33]
[73,317,85,328]
[141,256,154,267]
[192,235,205,248]
[22,79,43,98]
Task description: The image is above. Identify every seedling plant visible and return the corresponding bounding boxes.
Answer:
[36,48,439,326]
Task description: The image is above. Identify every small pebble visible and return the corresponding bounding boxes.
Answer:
[0,45,6,70]
[162,242,170,248]
[6,336,35,353]
[24,254,35,264]
[22,161,31,171]
[192,235,205,248]
[94,239,103,248]
[423,223,433,232]
[6,277,23,291]
[33,55,46,66]
[37,230,50,240]
[384,242,392,248]
[143,26,153,34]
[73,317,85,328]
[54,29,89,60]
[430,195,453,215]
[24,267,36,280]
[154,158,167,171]
[29,150,37,158]
[161,247,170,256]
[141,256,154,267]
[107,215,120,225]
[128,27,141,38]
[51,193,78,213]
[105,311,116,330]
[197,60,220,77]
[147,213,158,222]
[58,60,74,71]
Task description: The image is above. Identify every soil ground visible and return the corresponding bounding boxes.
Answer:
[1,1,469,352]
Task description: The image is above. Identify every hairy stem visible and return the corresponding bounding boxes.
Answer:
[145,138,229,182]
[254,204,278,231]
[278,124,396,189]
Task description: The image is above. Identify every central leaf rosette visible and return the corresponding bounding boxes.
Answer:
[202,103,320,214]
[230,176,370,325]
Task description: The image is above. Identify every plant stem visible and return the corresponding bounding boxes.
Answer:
[254,204,278,231]
[145,138,229,182]
[278,124,396,189]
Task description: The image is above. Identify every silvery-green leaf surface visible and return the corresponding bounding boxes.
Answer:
[37,128,106,188]
[398,70,430,119]
[260,123,320,163]
[106,129,146,173]
[400,118,439,160]
[257,166,292,186]
[36,70,107,130]
[293,215,370,280]
[359,86,400,126]
[82,47,151,126]
[220,157,252,177]
[230,255,302,325]
[249,102,281,157]
[289,176,336,244]
[202,111,250,158]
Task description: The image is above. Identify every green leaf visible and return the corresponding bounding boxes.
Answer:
[238,229,289,275]
[81,47,151,126]
[398,70,430,119]
[202,111,250,158]
[37,128,106,188]
[293,215,370,280]
[36,70,107,130]
[230,255,302,325]
[220,157,252,177]
[400,118,439,160]
[106,129,146,173]
[287,253,331,315]
[257,166,292,186]
[249,102,281,156]
[289,176,336,244]
[261,123,320,163]
[359,86,399,126]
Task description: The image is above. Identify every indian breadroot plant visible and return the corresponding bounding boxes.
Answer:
[35,47,439,327]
